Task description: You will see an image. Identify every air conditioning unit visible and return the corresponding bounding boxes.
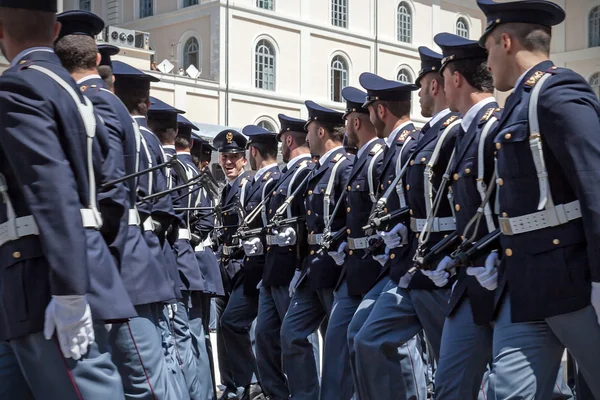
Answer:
[135,32,150,50]
[106,26,136,48]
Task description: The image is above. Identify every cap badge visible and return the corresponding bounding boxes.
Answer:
[226,132,233,144]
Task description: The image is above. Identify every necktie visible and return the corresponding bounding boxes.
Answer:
[281,166,288,174]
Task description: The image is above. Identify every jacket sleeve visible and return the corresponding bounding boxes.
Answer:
[0,74,89,295]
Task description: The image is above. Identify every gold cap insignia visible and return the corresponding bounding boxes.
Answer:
[226,132,233,144]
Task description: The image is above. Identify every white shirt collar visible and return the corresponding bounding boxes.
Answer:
[428,108,451,129]
[385,120,413,148]
[253,162,278,182]
[76,74,103,84]
[176,151,190,155]
[228,171,245,187]
[10,47,54,67]
[319,145,343,165]
[286,153,311,170]
[514,66,535,90]
[163,145,176,150]
[357,137,379,159]
[461,97,496,132]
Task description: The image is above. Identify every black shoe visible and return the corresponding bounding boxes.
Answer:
[240,384,263,400]
[218,388,240,400]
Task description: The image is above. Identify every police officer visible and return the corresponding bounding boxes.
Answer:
[475,0,600,398]
[280,101,353,400]
[112,61,189,398]
[0,1,129,397]
[54,11,188,399]
[350,73,426,400]
[97,44,117,91]
[212,129,250,400]
[255,114,315,400]
[319,86,385,400]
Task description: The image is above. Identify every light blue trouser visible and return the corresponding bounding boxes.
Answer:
[354,282,449,400]
[0,325,124,399]
[321,280,361,400]
[185,291,215,400]
[488,294,600,399]
[281,285,334,400]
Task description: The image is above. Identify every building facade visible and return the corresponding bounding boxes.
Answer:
[0,0,598,132]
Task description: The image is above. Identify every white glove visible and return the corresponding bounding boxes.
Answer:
[289,270,302,298]
[328,242,348,266]
[372,246,390,267]
[167,303,177,319]
[591,282,600,327]
[466,251,499,291]
[44,295,95,360]
[377,223,408,249]
[398,272,413,289]
[276,227,297,246]
[243,237,264,256]
[256,279,263,290]
[422,256,454,287]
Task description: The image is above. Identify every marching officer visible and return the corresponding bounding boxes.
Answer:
[255,114,315,400]
[97,44,117,91]
[350,73,425,400]
[320,86,385,400]
[0,1,130,397]
[475,0,600,398]
[280,100,353,400]
[112,60,189,398]
[54,11,188,399]
[221,125,281,400]
[212,129,250,400]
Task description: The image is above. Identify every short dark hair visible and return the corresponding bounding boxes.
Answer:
[54,35,97,73]
[175,135,191,150]
[376,100,411,119]
[493,22,551,55]
[250,141,278,160]
[284,130,309,148]
[0,7,56,44]
[446,59,495,93]
[316,121,345,143]
[98,66,113,90]
[115,79,150,116]
[148,117,178,145]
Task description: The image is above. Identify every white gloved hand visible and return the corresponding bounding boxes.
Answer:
[167,303,177,319]
[289,270,302,298]
[243,237,264,256]
[377,223,408,249]
[276,227,297,247]
[328,242,348,266]
[466,251,499,291]
[398,272,413,289]
[422,256,454,287]
[591,282,600,327]
[44,295,95,360]
[372,246,390,267]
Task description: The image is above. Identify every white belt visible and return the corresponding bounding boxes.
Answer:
[307,233,323,245]
[195,237,212,252]
[128,209,141,226]
[143,216,154,232]
[80,208,102,229]
[266,234,279,246]
[0,215,39,248]
[410,217,455,233]
[498,201,581,236]
[223,245,239,255]
[347,235,378,250]
[178,228,191,241]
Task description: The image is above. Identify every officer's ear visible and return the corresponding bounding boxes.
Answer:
[318,125,325,139]
[353,116,361,131]
[52,21,61,42]
[376,103,386,120]
[95,52,101,67]
[285,134,293,148]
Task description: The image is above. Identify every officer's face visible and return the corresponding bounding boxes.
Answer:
[484,33,512,92]
[281,133,292,164]
[418,76,434,118]
[219,152,246,180]
[344,114,359,147]
[442,68,459,113]
[368,104,386,138]
[306,121,322,155]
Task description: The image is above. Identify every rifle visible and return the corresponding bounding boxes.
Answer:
[137,172,205,204]
[408,231,461,273]
[362,206,410,232]
[450,228,501,266]
[233,216,305,241]
[316,226,348,255]
[270,171,312,225]
[101,155,188,189]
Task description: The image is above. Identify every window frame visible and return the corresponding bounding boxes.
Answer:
[331,0,348,29]
[456,17,470,39]
[256,0,274,11]
[397,2,413,44]
[254,39,277,91]
[330,55,349,103]
[590,6,600,48]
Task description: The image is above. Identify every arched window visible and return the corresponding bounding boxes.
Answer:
[184,0,198,6]
[332,0,348,28]
[590,72,600,99]
[330,55,348,102]
[257,0,273,10]
[397,67,413,109]
[257,120,276,132]
[255,39,276,91]
[79,0,91,11]
[397,2,412,43]
[140,0,153,18]
[590,6,600,47]
[456,17,469,39]
[183,37,200,70]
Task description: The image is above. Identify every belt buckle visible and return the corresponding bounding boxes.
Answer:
[499,218,513,235]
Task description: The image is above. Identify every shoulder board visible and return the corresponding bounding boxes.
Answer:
[480,107,495,123]
[80,85,89,92]
[524,70,545,87]
[263,171,272,181]
[240,177,248,186]
[397,129,411,143]
[298,159,310,168]
[370,143,383,155]
[332,153,344,163]
[18,60,34,71]
[441,115,459,128]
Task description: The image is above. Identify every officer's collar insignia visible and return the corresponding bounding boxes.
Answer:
[240,177,248,186]
[263,171,271,181]
[398,129,411,143]
[370,143,383,154]
[299,160,309,167]
[80,86,88,92]
[481,107,495,122]
[333,153,343,162]
[525,71,545,87]
[441,115,458,127]
[19,60,27,65]
[226,132,233,144]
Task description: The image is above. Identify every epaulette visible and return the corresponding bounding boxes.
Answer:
[80,85,89,92]
[370,143,383,155]
[333,153,344,163]
[480,107,495,122]
[441,115,459,128]
[263,171,272,181]
[240,177,248,186]
[298,159,310,168]
[524,70,545,87]
[17,60,33,71]
[397,129,411,143]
